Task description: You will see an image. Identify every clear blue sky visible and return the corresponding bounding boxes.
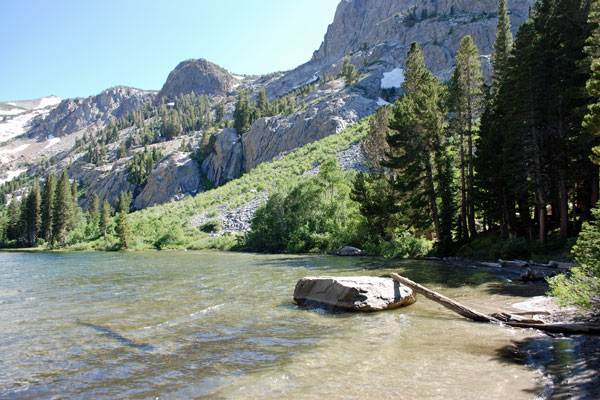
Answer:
[0,0,340,101]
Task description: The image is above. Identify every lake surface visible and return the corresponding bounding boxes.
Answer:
[0,251,552,399]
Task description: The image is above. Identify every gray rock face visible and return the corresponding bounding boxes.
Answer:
[201,128,244,186]
[73,161,137,210]
[134,152,202,209]
[243,92,377,171]
[28,86,155,138]
[158,59,238,100]
[294,276,416,312]
[267,0,533,96]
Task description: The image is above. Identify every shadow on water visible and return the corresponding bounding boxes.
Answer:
[492,335,600,399]
[75,319,154,350]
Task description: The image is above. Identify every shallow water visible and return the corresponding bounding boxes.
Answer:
[0,251,550,399]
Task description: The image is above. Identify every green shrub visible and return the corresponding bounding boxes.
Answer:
[200,219,223,233]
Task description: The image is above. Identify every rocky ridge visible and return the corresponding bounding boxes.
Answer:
[27,86,156,139]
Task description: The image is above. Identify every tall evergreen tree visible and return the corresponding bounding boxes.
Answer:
[100,200,111,243]
[492,0,514,89]
[25,180,41,246]
[40,173,56,242]
[385,42,446,240]
[455,35,484,237]
[51,171,72,247]
[6,199,20,242]
[233,88,252,134]
[585,0,600,162]
[115,210,130,249]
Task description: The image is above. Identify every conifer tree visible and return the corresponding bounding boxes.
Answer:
[89,193,100,218]
[115,209,130,249]
[25,180,41,246]
[40,173,56,242]
[256,89,270,117]
[100,200,111,243]
[585,0,600,162]
[215,102,226,123]
[51,171,72,247]
[341,56,359,86]
[492,0,513,89]
[6,199,20,242]
[455,35,484,237]
[385,42,446,240]
[233,88,252,133]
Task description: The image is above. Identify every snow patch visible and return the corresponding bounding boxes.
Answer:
[35,96,62,109]
[381,68,404,89]
[44,135,60,149]
[0,144,30,155]
[377,97,391,106]
[0,168,27,185]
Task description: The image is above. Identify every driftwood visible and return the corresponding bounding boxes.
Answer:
[390,273,600,336]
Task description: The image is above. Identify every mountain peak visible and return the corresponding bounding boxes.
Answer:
[158,58,238,100]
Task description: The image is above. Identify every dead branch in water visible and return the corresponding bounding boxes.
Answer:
[390,273,600,336]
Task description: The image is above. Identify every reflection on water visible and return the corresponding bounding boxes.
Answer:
[0,252,550,399]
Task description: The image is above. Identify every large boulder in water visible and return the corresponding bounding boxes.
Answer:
[294,276,416,312]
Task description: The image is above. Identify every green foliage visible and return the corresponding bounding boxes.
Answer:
[115,210,130,249]
[550,203,600,310]
[340,56,359,87]
[127,147,162,187]
[199,218,223,233]
[246,159,363,253]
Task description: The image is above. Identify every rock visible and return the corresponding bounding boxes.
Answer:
[242,92,377,171]
[158,58,238,100]
[134,152,202,209]
[549,260,575,269]
[480,261,502,268]
[498,259,529,268]
[200,128,244,186]
[338,246,365,256]
[28,86,155,138]
[266,0,533,98]
[294,276,416,312]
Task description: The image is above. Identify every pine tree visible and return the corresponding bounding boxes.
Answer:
[40,173,56,242]
[115,210,130,249]
[341,56,359,86]
[385,42,446,240]
[89,193,100,218]
[492,0,513,89]
[6,199,20,242]
[51,171,72,247]
[256,89,271,117]
[584,0,600,146]
[233,88,252,134]
[100,200,111,243]
[455,35,484,237]
[215,101,226,123]
[25,180,41,246]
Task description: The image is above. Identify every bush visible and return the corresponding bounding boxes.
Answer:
[550,204,600,310]
[200,218,223,233]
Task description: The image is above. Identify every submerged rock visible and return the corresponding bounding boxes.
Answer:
[294,276,416,312]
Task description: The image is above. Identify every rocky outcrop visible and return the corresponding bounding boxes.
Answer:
[134,152,202,209]
[267,0,533,97]
[158,59,238,100]
[28,86,155,138]
[294,276,417,312]
[243,92,377,171]
[71,161,137,210]
[201,128,244,186]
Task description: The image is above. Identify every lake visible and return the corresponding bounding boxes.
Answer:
[0,251,554,399]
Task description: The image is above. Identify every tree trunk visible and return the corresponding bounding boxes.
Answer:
[460,130,468,240]
[390,273,600,335]
[424,153,441,240]
[560,169,569,238]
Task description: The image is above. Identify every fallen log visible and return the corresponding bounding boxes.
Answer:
[390,273,600,336]
[389,273,496,323]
